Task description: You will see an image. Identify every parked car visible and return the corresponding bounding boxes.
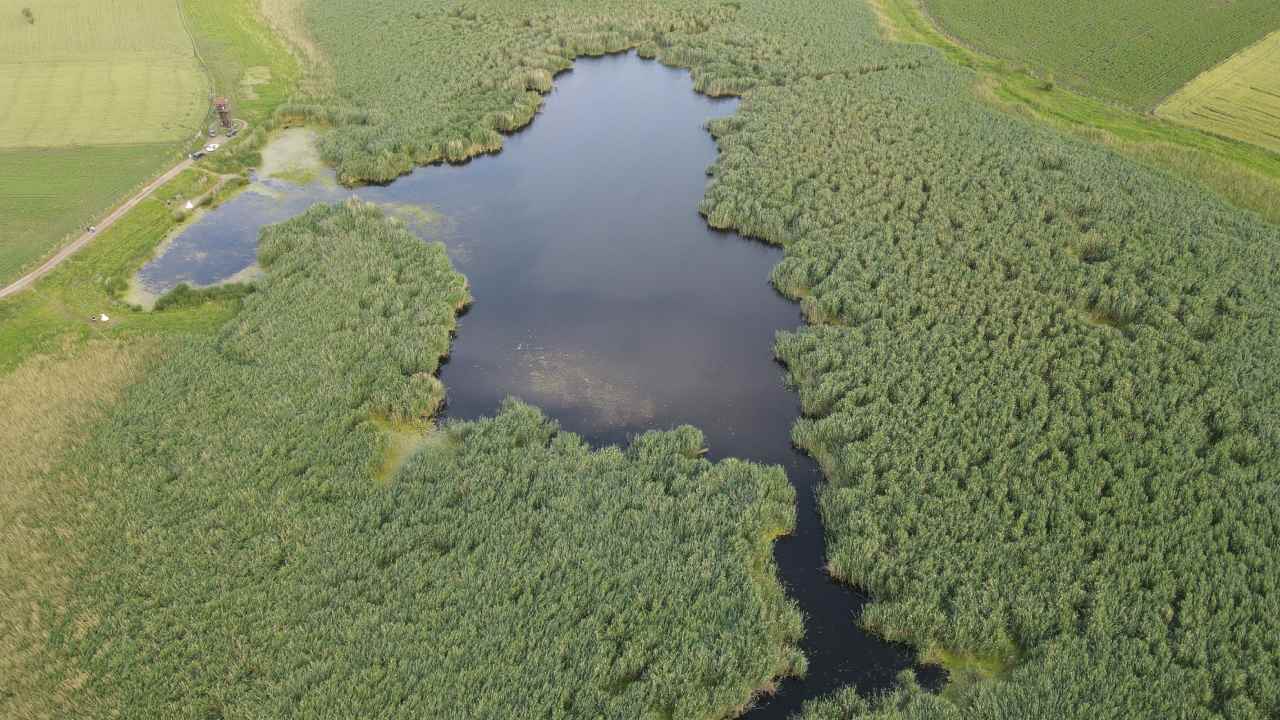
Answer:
[204,143,220,153]
[190,151,206,160]
[226,128,239,138]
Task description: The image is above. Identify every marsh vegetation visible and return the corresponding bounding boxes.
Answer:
[279,1,1280,717]
[6,0,1280,717]
[21,202,806,719]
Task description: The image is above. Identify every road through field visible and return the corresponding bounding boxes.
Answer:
[0,158,189,300]
[0,119,249,301]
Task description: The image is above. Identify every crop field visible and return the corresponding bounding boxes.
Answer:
[284,0,1280,717]
[0,144,178,286]
[1158,31,1280,155]
[920,0,1280,109]
[0,0,209,288]
[0,0,207,147]
[12,202,802,718]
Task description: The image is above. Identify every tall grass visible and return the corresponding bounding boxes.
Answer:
[282,1,1280,717]
[28,202,802,718]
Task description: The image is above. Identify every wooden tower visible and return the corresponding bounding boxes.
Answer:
[213,97,231,129]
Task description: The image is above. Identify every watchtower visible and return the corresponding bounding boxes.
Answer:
[213,97,231,129]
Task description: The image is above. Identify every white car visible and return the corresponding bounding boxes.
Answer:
[204,143,220,153]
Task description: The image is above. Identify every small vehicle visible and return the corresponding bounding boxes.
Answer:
[204,143,220,153]
[189,151,206,160]
[209,129,217,138]
[226,128,239,138]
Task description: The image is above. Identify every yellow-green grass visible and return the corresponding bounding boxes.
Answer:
[871,0,1280,226]
[0,144,182,286]
[920,645,1018,700]
[920,0,1280,110]
[0,0,208,148]
[1158,30,1280,156]
[0,58,206,147]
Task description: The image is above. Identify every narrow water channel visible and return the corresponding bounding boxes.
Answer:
[138,52,938,717]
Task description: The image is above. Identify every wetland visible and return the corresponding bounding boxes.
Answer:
[135,52,939,716]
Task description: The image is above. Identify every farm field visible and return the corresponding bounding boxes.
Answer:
[0,144,177,285]
[920,0,1280,109]
[1158,31,1280,155]
[0,0,207,148]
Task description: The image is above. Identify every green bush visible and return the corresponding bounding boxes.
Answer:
[153,281,256,311]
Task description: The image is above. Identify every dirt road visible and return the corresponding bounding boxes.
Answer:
[0,124,244,301]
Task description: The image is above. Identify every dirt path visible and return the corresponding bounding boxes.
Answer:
[0,125,244,301]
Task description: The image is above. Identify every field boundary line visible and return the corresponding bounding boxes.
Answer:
[177,0,216,108]
[1157,29,1280,111]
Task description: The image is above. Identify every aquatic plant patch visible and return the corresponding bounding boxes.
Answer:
[286,1,1280,717]
[31,202,802,719]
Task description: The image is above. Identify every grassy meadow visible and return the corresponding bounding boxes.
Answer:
[1158,31,1280,155]
[280,0,1280,716]
[11,202,803,719]
[919,0,1280,110]
[181,0,301,127]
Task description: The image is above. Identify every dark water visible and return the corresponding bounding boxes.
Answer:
[138,52,939,717]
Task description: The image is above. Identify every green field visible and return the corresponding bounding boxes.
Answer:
[1158,30,1280,155]
[920,0,1280,109]
[0,144,177,283]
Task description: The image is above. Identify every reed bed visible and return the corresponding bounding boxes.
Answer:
[284,1,1280,717]
[29,202,802,719]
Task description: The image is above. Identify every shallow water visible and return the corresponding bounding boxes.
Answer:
[138,52,939,717]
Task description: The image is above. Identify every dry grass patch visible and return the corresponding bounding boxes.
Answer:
[0,340,159,720]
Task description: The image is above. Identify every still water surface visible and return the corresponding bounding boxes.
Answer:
[138,52,938,717]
